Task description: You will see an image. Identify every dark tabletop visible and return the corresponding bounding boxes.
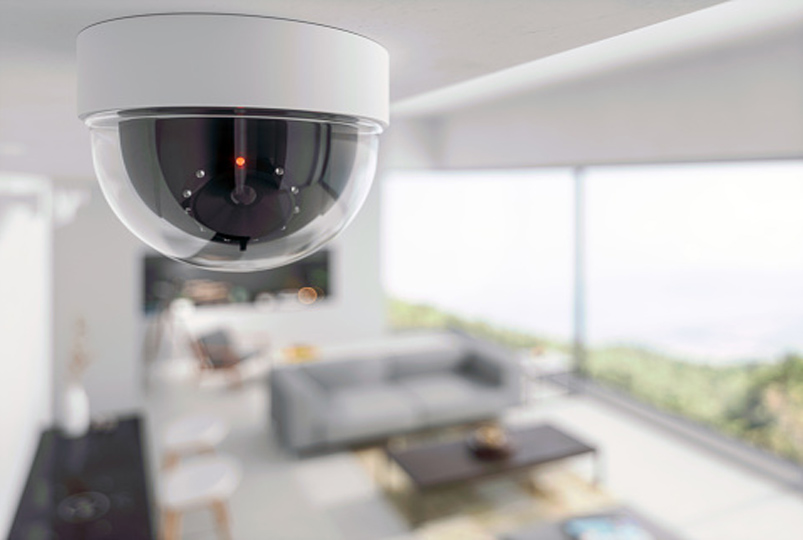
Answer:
[9,415,155,540]
[388,423,597,489]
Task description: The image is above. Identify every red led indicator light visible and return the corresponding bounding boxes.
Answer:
[235,156,246,167]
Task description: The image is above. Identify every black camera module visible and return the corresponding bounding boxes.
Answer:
[119,113,359,252]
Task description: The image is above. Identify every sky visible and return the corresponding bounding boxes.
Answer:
[382,161,803,364]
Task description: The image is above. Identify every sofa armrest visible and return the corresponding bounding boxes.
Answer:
[270,367,328,451]
[463,354,503,386]
[462,341,522,404]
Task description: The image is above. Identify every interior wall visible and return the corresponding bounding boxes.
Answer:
[432,26,803,168]
[381,119,444,171]
[0,176,52,538]
[53,183,143,418]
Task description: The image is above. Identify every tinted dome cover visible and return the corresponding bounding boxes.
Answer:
[120,116,356,252]
[86,110,380,271]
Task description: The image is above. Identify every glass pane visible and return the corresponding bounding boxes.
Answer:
[585,161,803,461]
[382,168,574,350]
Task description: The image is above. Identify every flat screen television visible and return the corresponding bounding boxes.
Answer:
[143,249,331,313]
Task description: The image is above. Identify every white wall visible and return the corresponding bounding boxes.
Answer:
[0,175,53,538]
[53,183,143,417]
[428,25,803,168]
[381,119,444,171]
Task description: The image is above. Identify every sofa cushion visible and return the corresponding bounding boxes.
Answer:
[304,357,388,391]
[324,385,419,444]
[398,374,508,426]
[389,348,466,380]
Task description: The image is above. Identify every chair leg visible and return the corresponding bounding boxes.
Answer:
[162,509,182,540]
[211,500,233,540]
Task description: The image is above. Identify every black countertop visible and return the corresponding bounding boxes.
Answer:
[8,416,155,540]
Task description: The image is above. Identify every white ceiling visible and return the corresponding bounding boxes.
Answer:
[0,0,725,179]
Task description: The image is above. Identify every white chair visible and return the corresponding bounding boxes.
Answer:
[163,414,228,469]
[161,454,242,540]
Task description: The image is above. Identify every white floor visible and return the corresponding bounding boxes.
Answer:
[508,389,803,540]
[143,375,803,540]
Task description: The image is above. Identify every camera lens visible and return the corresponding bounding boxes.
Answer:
[86,110,381,271]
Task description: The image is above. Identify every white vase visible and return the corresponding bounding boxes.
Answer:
[61,381,90,438]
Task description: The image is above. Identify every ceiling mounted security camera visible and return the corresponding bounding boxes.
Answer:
[77,14,388,271]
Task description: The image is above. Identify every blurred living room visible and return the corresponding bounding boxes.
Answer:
[3,1,803,539]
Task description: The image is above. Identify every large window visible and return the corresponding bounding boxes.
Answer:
[382,169,573,348]
[585,161,803,460]
[382,161,803,463]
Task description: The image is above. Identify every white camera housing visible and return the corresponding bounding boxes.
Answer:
[77,14,389,271]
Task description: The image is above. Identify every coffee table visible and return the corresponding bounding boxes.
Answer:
[385,423,601,524]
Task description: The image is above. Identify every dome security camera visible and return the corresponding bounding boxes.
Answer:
[77,14,389,271]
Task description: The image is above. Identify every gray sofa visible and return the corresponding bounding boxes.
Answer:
[269,332,521,452]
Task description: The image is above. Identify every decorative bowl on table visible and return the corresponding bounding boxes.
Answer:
[466,424,514,460]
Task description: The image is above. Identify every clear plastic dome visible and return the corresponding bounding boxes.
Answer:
[85,110,382,271]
